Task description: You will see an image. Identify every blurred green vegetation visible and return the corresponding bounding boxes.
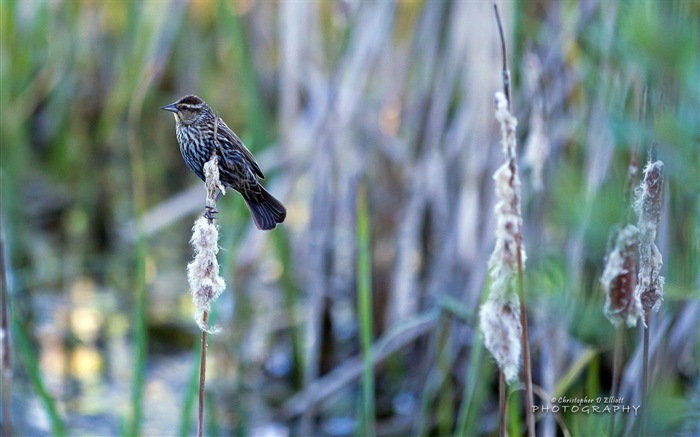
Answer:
[1,0,698,436]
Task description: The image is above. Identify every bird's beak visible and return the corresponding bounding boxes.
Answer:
[161,103,178,113]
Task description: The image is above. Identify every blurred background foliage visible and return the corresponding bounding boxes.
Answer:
[1,0,698,436]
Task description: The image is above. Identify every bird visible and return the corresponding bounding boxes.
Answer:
[161,95,286,230]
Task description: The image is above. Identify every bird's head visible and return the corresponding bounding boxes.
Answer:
[161,95,212,125]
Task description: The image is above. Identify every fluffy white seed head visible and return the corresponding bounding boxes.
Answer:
[187,154,226,333]
[479,92,526,383]
[480,296,522,382]
[495,92,518,159]
[188,217,225,333]
[204,155,225,209]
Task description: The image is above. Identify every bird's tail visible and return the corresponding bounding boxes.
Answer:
[243,187,287,230]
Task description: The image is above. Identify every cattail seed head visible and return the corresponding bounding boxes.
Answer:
[480,296,522,382]
[187,155,226,333]
[204,154,225,209]
[495,92,518,159]
[634,159,664,314]
[601,225,641,327]
[479,91,526,383]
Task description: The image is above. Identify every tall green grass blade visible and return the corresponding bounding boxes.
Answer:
[553,348,598,397]
[275,231,304,389]
[179,353,201,437]
[437,323,454,436]
[126,218,148,437]
[416,316,448,436]
[507,387,522,437]
[454,332,485,436]
[356,183,375,437]
[205,390,220,436]
[12,316,66,437]
[220,1,272,149]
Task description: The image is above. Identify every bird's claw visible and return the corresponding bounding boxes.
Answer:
[203,208,219,221]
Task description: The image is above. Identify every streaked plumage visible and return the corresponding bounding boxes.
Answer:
[162,95,286,230]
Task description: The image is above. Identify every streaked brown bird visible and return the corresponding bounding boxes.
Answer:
[162,95,286,230]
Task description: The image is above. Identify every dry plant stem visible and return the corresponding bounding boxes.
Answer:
[642,311,650,436]
[1,219,11,437]
[624,86,647,223]
[189,123,226,436]
[516,255,535,437]
[198,311,209,437]
[610,325,623,436]
[494,4,511,110]
[494,4,535,437]
[634,152,664,436]
[499,371,507,437]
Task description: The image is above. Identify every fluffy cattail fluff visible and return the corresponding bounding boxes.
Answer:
[601,225,642,326]
[634,159,664,315]
[187,155,226,332]
[479,92,526,383]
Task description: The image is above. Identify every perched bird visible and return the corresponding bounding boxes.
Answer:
[162,95,286,230]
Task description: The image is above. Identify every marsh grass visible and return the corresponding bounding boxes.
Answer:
[356,182,375,436]
[11,316,65,437]
[1,1,697,435]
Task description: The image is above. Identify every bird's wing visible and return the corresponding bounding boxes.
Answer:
[217,117,265,179]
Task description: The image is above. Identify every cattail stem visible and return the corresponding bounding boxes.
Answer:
[634,151,664,436]
[499,371,507,437]
[494,4,535,436]
[494,4,511,110]
[516,254,535,437]
[609,325,623,436]
[188,151,226,436]
[641,311,650,435]
[198,310,209,437]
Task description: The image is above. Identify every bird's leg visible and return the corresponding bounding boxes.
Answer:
[203,206,219,221]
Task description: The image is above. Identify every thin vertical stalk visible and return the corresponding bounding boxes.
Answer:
[494,5,511,111]
[499,372,507,437]
[1,216,11,437]
[642,312,650,436]
[515,249,535,437]
[516,257,535,437]
[190,120,226,437]
[125,63,155,435]
[179,354,200,437]
[221,2,271,148]
[205,385,220,436]
[610,325,623,436]
[357,183,375,437]
[198,311,209,437]
[624,86,647,224]
[126,100,148,437]
[417,315,452,437]
[454,331,485,436]
[494,5,535,436]
[11,318,65,436]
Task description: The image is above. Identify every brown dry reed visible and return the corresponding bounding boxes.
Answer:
[479,92,526,383]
